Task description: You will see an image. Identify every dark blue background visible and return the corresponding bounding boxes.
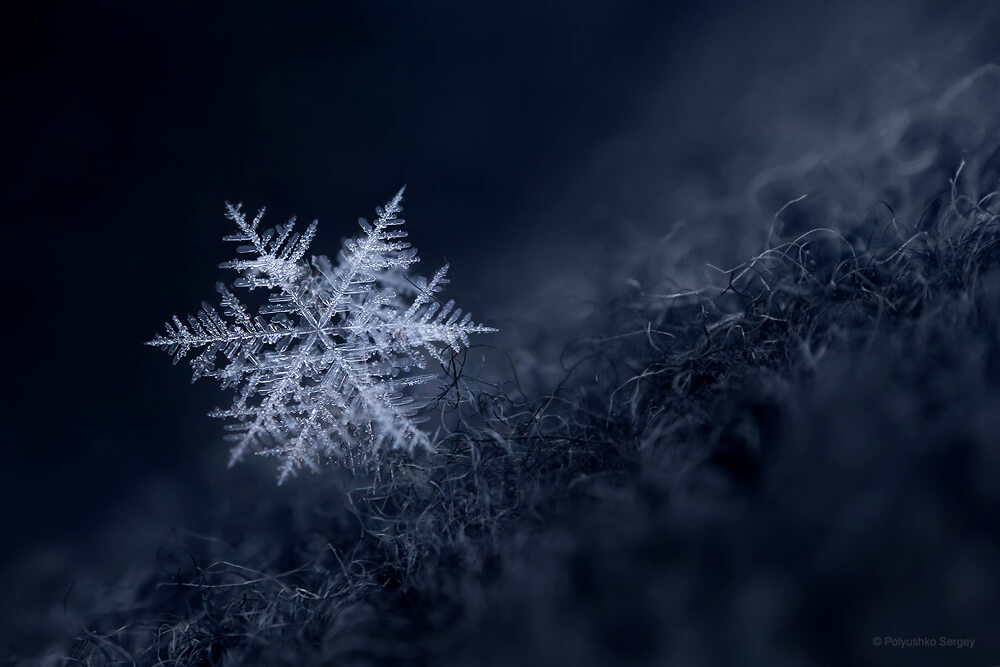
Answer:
[4,0,998,563]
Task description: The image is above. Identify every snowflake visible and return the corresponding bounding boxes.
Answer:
[147,187,496,483]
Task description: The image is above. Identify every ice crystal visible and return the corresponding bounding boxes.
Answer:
[147,187,495,483]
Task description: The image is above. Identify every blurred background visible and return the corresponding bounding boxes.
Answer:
[3,0,999,645]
